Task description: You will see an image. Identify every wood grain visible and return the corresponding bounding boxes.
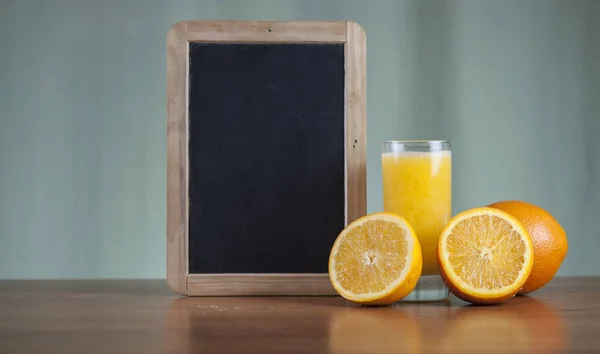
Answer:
[344,22,367,224]
[187,274,336,296]
[0,278,599,353]
[166,21,188,295]
[185,20,346,43]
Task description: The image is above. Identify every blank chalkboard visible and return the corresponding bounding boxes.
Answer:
[167,21,366,296]
[188,43,345,274]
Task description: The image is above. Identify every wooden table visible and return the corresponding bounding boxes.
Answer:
[0,278,598,353]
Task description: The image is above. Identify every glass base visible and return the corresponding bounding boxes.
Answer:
[400,275,449,302]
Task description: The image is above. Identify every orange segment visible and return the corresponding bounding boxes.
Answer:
[328,212,422,305]
[437,207,534,304]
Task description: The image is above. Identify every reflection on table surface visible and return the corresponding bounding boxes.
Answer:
[0,279,598,354]
[166,290,571,354]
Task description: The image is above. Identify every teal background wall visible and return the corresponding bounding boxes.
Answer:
[0,0,598,279]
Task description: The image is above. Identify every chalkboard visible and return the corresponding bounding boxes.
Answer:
[167,21,366,296]
[188,43,345,274]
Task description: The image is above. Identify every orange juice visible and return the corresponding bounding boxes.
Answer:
[382,150,451,275]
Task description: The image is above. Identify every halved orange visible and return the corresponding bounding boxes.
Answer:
[328,212,422,305]
[437,207,534,304]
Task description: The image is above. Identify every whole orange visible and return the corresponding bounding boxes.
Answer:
[487,200,568,294]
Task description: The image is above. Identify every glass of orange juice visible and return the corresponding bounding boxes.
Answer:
[382,140,451,301]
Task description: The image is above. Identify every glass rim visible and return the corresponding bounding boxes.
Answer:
[382,140,451,144]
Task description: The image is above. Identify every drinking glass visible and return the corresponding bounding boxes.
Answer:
[382,140,451,301]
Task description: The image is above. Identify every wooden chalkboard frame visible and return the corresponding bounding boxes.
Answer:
[167,21,366,296]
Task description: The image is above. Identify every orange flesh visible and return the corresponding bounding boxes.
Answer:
[446,215,528,290]
[332,220,408,295]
